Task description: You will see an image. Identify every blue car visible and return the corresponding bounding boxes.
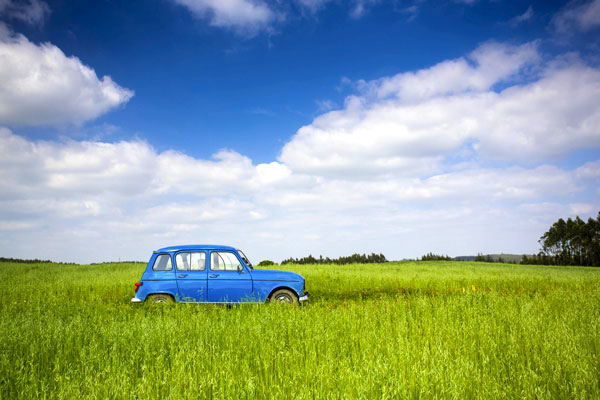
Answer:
[131,245,309,304]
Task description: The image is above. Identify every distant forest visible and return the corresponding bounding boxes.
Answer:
[0,257,75,265]
[421,253,519,263]
[281,253,387,265]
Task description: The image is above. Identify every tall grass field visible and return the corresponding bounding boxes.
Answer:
[1,260,599,399]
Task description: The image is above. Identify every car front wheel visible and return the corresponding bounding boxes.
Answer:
[269,289,298,305]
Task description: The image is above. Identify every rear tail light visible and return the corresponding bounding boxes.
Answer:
[134,282,143,293]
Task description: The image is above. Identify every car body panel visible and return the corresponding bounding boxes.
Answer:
[207,269,253,302]
[249,269,304,301]
[135,277,178,302]
[132,245,308,304]
[176,269,207,302]
[172,250,208,302]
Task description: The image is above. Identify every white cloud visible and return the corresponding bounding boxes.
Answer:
[172,0,276,35]
[0,221,34,230]
[0,126,595,263]
[364,41,540,102]
[509,5,533,26]
[258,166,577,211]
[349,0,380,19]
[395,166,577,202]
[0,127,301,206]
[0,128,155,199]
[0,33,133,126]
[552,0,600,33]
[568,203,596,215]
[0,0,50,26]
[576,160,600,180]
[316,99,337,112]
[279,42,600,177]
[294,0,379,18]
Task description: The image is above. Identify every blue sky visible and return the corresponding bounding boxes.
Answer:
[0,0,599,263]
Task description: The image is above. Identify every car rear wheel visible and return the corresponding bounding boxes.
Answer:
[146,294,175,304]
[269,289,298,305]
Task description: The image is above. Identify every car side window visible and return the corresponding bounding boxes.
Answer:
[211,252,242,271]
[153,254,172,271]
[176,252,206,271]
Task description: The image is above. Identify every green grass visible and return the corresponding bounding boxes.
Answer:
[1,260,599,399]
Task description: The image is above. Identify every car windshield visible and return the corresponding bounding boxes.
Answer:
[237,249,253,269]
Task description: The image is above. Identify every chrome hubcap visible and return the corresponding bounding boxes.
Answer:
[275,294,292,303]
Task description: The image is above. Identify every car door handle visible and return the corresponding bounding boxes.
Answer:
[178,274,187,278]
[209,274,219,278]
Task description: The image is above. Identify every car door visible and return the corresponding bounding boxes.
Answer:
[207,251,253,302]
[174,251,207,302]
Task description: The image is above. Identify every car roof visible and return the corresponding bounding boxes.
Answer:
[154,244,237,253]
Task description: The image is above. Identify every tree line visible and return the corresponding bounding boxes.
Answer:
[0,257,76,265]
[281,253,387,265]
[473,254,516,264]
[421,252,453,261]
[421,253,517,263]
[522,212,600,266]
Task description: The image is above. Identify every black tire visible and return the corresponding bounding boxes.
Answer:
[269,289,298,305]
[146,294,175,304]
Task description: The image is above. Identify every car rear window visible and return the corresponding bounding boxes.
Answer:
[153,254,173,271]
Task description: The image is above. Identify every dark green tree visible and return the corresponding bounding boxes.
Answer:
[538,212,600,266]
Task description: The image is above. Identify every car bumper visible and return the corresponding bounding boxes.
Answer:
[131,296,143,303]
[299,292,309,302]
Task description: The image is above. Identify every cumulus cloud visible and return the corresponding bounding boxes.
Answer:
[172,0,276,35]
[0,128,155,200]
[0,0,50,26]
[552,0,600,33]
[363,41,540,102]
[0,33,133,126]
[0,128,300,205]
[279,42,600,177]
[0,126,595,262]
